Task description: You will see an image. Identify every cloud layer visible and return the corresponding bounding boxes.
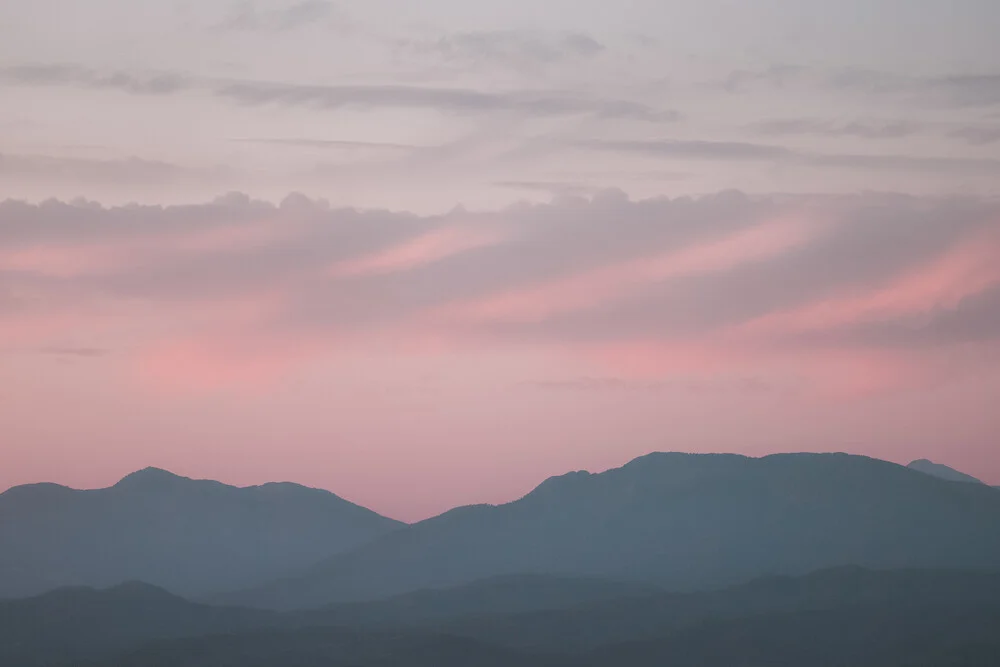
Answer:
[3,190,998,391]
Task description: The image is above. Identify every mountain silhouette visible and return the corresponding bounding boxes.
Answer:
[224,452,1000,609]
[0,468,403,599]
[432,566,1000,652]
[907,459,985,484]
[9,568,1000,667]
[0,581,280,666]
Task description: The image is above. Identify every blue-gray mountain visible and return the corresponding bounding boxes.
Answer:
[5,568,1000,667]
[225,453,1000,609]
[907,459,986,485]
[0,468,402,599]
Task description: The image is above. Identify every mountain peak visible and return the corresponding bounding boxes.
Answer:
[114,467,190,489]
[907,459,984,485]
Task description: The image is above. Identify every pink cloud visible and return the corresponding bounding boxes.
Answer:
[735,227,1000,340]
[0,244,129,278]
[0,216,293,279]
[442,216,818,324]
[327,225,506,278]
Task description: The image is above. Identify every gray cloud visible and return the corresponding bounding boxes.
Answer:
[0,63,675,122]
[215,80,675,121]
[949,126,1000,145]
[0,65,191,96]
[578,139,793,161]
[752,118,921,140]
[725,65,1000,107]
[580,138,1000,173]
[232,138,418,151]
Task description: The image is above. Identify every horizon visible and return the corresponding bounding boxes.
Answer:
[3,449,992,522]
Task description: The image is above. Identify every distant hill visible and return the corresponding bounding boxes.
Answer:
[907,459,985,484]
[311,574,662,627]
[12,568,1000,667]
[225,452,1000,609]
[581,602,1000,667]
[0,468,403,599]
[433,566,1000,652]
[0,582,286,666]
[97,603,1000,667]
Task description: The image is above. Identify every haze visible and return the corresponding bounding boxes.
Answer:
[2,0,999,521]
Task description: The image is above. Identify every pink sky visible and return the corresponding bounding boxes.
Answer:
[2,192,999,521]
[2,1,1000,522]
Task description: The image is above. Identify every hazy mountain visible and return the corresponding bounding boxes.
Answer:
[312,574,662,627]
[0,574,652,665]
[436,567,1000,652]
[0,582,281,667]
[0,468,403,599]
[95,627,550,667]
[14,568,1000,667]
[94,603,1000,667]
[9,568,1000,667]
[907,459,985,484]
[226,452,1000,609]
[581,603,1000,667]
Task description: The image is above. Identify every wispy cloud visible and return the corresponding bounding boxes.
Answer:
[949,125,1000,145]
[214,80,675,121]
[580,139,1000,173]
[232,138,418,152]
[724,65,1000,107]
[751,117,921,139]
[3,191,998,396]
[0,64,191,95]
[0,63,676,122]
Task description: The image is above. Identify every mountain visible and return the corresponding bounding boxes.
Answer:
[96,627,550,667]
[9,568,1000,667]
[434,567,1000,653]
[14,568,1000,667]
[0,582,280,666]
[226,452,1000,609]
[0,468,403,599]
[311,574,662,628]
[581,602,1000,667]
[96,603,1000,667]
[0,574,652,665]
[907,459,985,484]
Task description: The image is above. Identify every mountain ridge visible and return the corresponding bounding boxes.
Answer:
[0,467,404,599]
[7,567,1000,667]
[906,459,985,485]
[223,451,1000,609]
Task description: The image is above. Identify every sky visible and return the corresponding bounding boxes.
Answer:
[1,0,999,521]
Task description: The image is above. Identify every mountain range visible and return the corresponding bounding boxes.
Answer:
[224,452,1000,609]
[4,451,1000,665]
[0,468,402,599]
[3,453,998,609]
[4,567,1000,666]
